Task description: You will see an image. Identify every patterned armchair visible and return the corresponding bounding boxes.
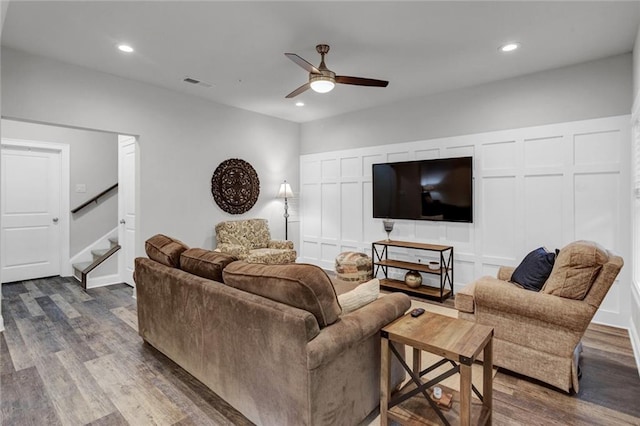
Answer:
[215,218,296,264]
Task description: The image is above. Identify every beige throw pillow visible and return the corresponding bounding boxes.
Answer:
[542,240,608,300]
[338,278,380,314]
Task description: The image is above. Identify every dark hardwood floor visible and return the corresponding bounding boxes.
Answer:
[2,276,640,425]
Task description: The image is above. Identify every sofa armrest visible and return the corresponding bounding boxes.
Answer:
[268,240,294,250]
[474,277,595,332]
[306,292,411,369]
[217,243,248,258]
[497,266,515,281]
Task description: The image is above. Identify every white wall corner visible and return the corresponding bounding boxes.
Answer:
[631,282,640,376]
[0,314,4,332]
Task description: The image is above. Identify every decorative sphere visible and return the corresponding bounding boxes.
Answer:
[404,270,422,288]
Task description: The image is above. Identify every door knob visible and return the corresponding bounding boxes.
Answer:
[120,219,126,224]
[52,217,59,223]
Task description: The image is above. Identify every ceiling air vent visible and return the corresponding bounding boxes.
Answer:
[183,77,213,88]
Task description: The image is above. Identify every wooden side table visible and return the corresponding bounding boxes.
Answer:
[380,311,494,426]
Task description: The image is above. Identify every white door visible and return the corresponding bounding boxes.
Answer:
[1,145,62,282]
[118,136,136,286]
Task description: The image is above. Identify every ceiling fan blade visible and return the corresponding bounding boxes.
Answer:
[335,76,389,87]
[284,53,321,74]
[285,82,311,98]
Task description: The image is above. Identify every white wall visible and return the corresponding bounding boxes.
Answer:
[301,54,632,155]
[2,119,118,256]
[1,47,300,257]
[630,11,640,373]
[0,0,7,332]
[300,115,631,328]
[631,19,640,371]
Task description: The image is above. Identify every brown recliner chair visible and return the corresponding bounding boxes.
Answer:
[454,240,623,393]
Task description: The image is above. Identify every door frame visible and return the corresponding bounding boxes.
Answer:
[118,135,136,287]
[0,138,71,279]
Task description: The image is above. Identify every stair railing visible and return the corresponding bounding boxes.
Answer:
[71,183,118,214]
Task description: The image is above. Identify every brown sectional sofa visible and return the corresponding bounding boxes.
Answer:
[135,235,411,425]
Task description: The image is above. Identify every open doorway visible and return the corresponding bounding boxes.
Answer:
[0,118,137,289]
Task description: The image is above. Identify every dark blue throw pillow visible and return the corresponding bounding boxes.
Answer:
[510,247,557,291]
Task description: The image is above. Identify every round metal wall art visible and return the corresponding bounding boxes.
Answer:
[211,158,260,214]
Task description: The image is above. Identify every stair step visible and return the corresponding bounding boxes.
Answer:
[73,261,92,273]
[74,244,121,290]
[109,237,119,248]
[91,248,110,258]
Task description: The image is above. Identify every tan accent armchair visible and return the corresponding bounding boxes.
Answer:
[455,241,623,393]
[215,218,296,264]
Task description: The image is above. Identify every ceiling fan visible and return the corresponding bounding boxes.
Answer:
[284,44,389,98]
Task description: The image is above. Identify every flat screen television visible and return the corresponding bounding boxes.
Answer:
[372,157,473,223]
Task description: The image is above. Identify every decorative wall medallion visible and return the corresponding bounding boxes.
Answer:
[211,158,260,214]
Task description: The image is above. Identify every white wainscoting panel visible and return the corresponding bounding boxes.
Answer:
[524,136,564,168]
[321,183,339,240]
[341,181,362,242]
[524,174,564,250]
[300,115,632,328]
[574,172,620,248]
[482,176,517,260]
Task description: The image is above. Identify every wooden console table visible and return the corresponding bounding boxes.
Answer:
[372,240,454,302]
[380,311,494,426]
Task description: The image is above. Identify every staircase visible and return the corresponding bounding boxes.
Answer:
[73,237,121,289]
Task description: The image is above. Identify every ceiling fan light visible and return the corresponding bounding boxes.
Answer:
[310,76,335,93]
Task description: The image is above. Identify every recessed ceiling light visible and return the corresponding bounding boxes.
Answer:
[499,42,520,53]
[117,44,134,53]
[295,102,305,107]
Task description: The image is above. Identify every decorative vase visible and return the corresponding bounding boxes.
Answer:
[383,219,395,241]
[404,270,422,288]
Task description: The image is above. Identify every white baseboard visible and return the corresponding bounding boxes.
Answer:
[86,274,121,289]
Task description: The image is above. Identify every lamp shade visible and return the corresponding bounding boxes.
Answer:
[277,181,294,198]
[309,75,335,93]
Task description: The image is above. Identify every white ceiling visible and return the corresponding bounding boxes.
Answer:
[2,1,639,123]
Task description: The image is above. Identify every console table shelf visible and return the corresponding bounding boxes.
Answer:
[372,240,454,302]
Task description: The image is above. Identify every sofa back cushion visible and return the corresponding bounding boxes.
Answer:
[215,219,271,249]
[145,234,189,268]
[542,240,608,300]
[222,261,342,327]
[180,248,237,282]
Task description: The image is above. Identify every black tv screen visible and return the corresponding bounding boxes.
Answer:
[372,157,473,223]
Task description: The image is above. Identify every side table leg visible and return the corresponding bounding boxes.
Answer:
[483,337,493,424]
[412,347,421,376]
[460,363,472,426]
[380,336,390,426]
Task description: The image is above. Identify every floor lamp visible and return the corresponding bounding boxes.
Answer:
[277,180,294,240]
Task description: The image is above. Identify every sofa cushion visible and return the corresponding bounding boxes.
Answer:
[542,240,608,300]
[338,278,380,315]
[511,247,557,291]
[246,248,297,264]
[180,248,237,282]
[222,261,342,327]
[145,234,189,268]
